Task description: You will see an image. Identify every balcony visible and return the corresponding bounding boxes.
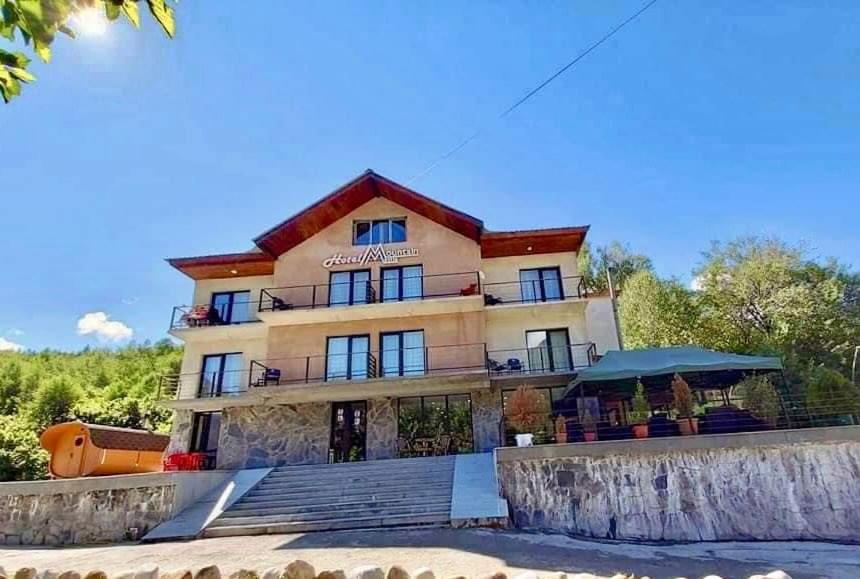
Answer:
[168,303,265,341]
[256,271,484,326]
[158,341,597,410]
[482,276,587,307]
[487,342,596,386]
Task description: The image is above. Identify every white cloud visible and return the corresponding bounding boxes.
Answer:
[690,276,703,291]
[0,337,24,352]
[76,312,134,342]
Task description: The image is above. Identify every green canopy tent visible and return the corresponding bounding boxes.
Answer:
[565,346,782,395]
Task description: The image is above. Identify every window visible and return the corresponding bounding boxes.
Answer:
[519,268,563,303]
[190,411,221,469]
[211,290,252,324]
[525,329,572,372]
[501,386,571,445]
[199,353,243,397]
[381,265,423,302]
[381,330,425,377]
[328,270,372,306]
[326,335,371,380]
[398,394,473,454]
[353,218,407,245]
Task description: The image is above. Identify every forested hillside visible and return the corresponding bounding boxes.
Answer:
[0,340,182,481]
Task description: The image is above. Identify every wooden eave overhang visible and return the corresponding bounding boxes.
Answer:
[167,252,275,281]
[480,226,590,258]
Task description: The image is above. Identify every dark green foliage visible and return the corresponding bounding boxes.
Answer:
[0,339,182,480]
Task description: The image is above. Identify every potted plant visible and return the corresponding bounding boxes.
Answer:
[581,413,598,442]
[628,380,651,439]
[506,385,548,447]
[554,415,568,444]
[672,373,699,435]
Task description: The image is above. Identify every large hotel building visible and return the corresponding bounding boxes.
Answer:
[163,171,620,468]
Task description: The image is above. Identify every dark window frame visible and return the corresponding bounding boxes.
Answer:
[198,352,243,397]
[325,334,372,381]
[190,411,221,453]
[353,218,407,246]
[519,267,564,303]
[210,290,252,324]
[396,393,474,451]
[379,330,426,377]
[525,328,573,372]
[329,400,367,463]
[380,264,424,302]
[328,269,372,306]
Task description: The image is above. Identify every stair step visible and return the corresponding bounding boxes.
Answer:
[203,512,450,538]
[247,480,452,499]
[256,473,452,490]
[211,504,451,527]
[232,489,453,510]
[222,497,452,517]
[268,457,454,474]
[264,465,453,481]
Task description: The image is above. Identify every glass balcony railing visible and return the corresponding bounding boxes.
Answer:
[482,276,587,306]
[486,342,596,376]
[169,302,258,330]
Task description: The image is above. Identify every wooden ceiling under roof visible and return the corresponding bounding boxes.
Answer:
[167,170,589,280]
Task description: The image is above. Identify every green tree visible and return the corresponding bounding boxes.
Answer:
[1,0,176,103]
[27,375,81,427]
[734,374,781,427]
[0,414,48,480]
[619,270,700,348]
[805,366,860,420]
[0,360,23,414]
[578,241,653,294]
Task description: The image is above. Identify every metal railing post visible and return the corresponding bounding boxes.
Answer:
[312,285,317,309]
[305,357,310,383]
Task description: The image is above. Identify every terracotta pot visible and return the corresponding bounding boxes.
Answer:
[677,417,699,436]
[583,431,597,443]
[556,431,568,444]
[632,424,649,439]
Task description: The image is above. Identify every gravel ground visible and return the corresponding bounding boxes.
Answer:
[0,528,856,579]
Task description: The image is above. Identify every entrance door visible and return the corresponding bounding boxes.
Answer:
[330,401,367,463]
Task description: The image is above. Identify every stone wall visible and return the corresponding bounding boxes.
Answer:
[472,389,502,452]
[497,427,860,543]
[218,403,331,468]
[0,471,229,546]
[367,398,397,460]
[167,409,194,454]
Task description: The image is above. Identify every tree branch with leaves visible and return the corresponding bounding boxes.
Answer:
[0,0,175,103]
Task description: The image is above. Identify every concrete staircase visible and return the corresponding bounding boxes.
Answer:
[203,456,455,537]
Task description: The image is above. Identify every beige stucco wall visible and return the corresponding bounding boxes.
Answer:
[481,251,579,284]
[178,336,268,399]
[273,197,482,290]
[585,297,621,353]
[190,274,274,314]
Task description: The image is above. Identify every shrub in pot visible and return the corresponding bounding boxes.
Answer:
[581,413,598,442]
[672,373,699,435]
[628,380,651,438]
[506,385,548,446]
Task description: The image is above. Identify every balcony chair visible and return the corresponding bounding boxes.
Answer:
[507,358,523,372]
[459,283,479,296]
[271,297,293,311]
[253,368,281,387]
[484,294,503,306]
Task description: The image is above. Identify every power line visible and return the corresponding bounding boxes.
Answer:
[409,0,660,183]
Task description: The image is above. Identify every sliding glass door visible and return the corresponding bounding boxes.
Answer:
[381,330,425,377]
[519,267,563,303]
[329,270,371,307]
[525,329,572,372]
[326,335,371,380]
[382,266,423,302]
[199,353,243,397]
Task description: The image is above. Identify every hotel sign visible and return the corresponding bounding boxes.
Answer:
[322,245,420,269]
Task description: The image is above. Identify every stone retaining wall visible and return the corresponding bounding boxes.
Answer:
[0,471,229,546]
[496,426,860,543]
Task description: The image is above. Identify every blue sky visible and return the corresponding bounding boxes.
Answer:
[1,1,858,352]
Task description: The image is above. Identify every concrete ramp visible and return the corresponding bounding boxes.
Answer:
[142,468,271,542]
[450,453,509,527]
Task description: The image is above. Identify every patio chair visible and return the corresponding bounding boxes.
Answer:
[397,437,412,458]
[484,294,503,306]
[253,368,281,387]
[459,283,479,296]
[507,358,523,372]
[487,358,506,372]
[434,434,452,456]
[272,297,293,311]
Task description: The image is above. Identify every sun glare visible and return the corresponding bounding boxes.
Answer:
[72,7,108,37]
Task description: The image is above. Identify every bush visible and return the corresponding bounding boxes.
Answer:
[628,381,651,425]
[0,415,49,481]
[506,385,548,434]
[805,366,860,418]
[671,373,695,418]
[735,374,781,427]
[28,376,82,428]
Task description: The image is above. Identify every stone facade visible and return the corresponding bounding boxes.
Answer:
[498,437,860,542]
[167,409,194,454]
[0,485,175,545]
[218,403,332,468]
[366,398,397,460]
[471,389,502,452]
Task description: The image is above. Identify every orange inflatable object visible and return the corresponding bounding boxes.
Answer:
[40,421,170,478]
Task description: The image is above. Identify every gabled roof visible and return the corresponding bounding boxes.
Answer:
[253,170,485,256]
[166,170,590,280]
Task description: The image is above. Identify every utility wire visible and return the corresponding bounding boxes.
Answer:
[409,0,660,183]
